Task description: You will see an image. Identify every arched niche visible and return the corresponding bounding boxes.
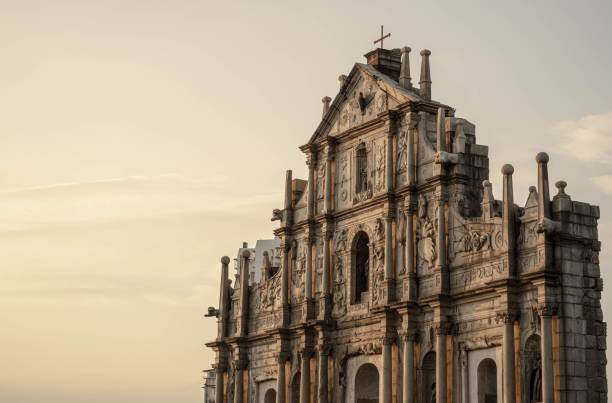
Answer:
[355,362,379,403]
[351,231,370,304]
[264,388,276,403]
[420,351,436,403]
[477,358,497,403]
[290,371,300,403]
[523,333,542,403]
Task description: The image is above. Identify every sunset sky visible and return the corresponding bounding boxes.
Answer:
[1,1,612,402]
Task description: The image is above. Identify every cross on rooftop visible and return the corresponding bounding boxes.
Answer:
[373,25,391,49]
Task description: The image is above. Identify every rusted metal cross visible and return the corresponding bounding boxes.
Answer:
[373,25,391,49]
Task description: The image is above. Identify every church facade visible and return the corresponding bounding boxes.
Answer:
[205,44,607,403]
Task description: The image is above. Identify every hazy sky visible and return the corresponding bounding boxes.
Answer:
[1,1,612,402]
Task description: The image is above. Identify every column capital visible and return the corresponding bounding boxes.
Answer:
[538,303,558,317]
[275,351,290,363]
[316,344,332,356]
[496,310,519,324]
[400,330,419,342]
[434,322,451,335]
[299,347,314,359]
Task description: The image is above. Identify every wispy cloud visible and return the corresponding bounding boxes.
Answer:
[553,112,612,163]
[589,175,612,195]
[0,174,281,233]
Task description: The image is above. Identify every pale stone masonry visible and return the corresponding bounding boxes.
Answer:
[205,44,607,403]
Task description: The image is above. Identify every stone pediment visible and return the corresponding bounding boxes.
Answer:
[306,63,421,145]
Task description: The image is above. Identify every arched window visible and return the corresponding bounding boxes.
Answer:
[352,232,370,303]
[355,363,379,403]
[356,142,368,194]
[477,358,497,403]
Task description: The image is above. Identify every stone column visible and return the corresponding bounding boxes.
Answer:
[382,338,393,403]
[384,216,394,281]
[234,361,244,403]
[299,350,311,403]
[540,306,554,403]
[501,313,516,403]
[283,170,293,226]
[307,151,316,219]
[320,227,332,318]
[502,164,516,276]
[280,241,290,326]
[436,107,445,153]
[215,365,225,403]
[276,354,286,403]
[281,242,289,306]
[386,120,395,193]
[324,141,334,214]
[436,193,446,271]
[419,49,432,101]
[317,346,329,403]
[402,333,415,403]
[536,152,551,220]
[218,256,230,340]
[436,326,447,403]
[305,234,313,302]
[237,250,251,337]
[406,114,416,186]
[399,47,412,89]
[460,349,468,403]
[404,204,416,301]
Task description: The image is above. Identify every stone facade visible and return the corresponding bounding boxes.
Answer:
[205,45,607,403]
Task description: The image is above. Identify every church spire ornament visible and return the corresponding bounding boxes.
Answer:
[373,25,391,49]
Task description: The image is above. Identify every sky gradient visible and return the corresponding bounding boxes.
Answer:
[1,1,612,402]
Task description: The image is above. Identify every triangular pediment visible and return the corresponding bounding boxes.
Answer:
[306,63,422,146]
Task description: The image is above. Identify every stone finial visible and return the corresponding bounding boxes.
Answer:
[553,180,572,212]
[322,96,332,117]
[501,164,515,175]
[555,181,568,197]
[221,256,230,265]
[399,46,412,89]
[536,152,551,220]
[338,74,347,88]
[419,49,432,100]
[241,249,251,259]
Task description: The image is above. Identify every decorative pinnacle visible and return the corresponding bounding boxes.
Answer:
[401,46,411,54]
[221,256,230,265]
[501,164,514,175]
[535,152,550,163]
[322,96,332,117]
[241,250,251,259]
[420,49,431,56]
[555,180,568,197]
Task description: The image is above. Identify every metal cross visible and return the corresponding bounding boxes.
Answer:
[373,25,391,49]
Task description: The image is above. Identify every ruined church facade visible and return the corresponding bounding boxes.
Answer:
[206,45,607,403]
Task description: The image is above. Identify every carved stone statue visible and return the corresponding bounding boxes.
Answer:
[430,382,436,403]
[530,358,542,403]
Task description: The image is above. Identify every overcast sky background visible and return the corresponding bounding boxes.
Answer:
[1,1,612,402]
